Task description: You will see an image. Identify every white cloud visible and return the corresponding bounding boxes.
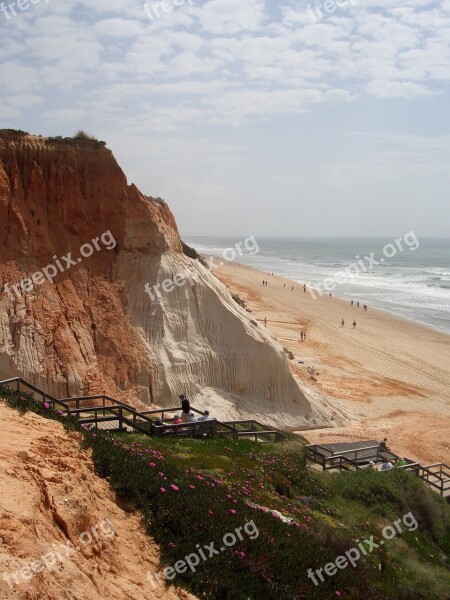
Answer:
[366,79,436,99]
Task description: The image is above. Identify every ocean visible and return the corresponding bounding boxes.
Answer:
[184,236,450,335]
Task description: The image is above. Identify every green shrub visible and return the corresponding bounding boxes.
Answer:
[232,294,246,309]
[332,469,450,551]
[181,241,208,267]
[266,471,294,499]
[73,130,98,142]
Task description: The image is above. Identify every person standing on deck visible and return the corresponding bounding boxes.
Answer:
[180,394,191,423]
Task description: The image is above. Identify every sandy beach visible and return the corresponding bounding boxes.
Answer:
[214,261,450,465]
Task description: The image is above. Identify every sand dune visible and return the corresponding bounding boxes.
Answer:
[214,261,450,465]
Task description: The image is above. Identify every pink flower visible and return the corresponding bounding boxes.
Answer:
[196,475,204,480]
[230,509,237,515]
[159,472,164,477]
[160,487,166,493]
[171,484,179,492]
[189,485,195,490]
[335,593,341,597]
[208,510,214,515]
[43,402,50,409]
[149,462,156,467]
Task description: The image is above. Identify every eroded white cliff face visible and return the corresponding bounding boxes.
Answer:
[0,132,329,428]
[128,252,322,427]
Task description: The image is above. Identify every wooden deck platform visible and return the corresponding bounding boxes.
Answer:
[308,440,399,465]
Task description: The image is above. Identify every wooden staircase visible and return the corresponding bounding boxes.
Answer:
[0,377,285,443]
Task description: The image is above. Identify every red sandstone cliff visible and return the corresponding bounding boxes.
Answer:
[0,130,326,427]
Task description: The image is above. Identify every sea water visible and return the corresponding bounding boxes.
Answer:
[185,236,450,335]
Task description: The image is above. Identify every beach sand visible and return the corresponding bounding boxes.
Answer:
[213,261,450,465]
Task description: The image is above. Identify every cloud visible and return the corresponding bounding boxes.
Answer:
[365,79,436,99]
[0,0,449,129]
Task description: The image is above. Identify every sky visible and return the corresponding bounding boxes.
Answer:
[1,0,450,238]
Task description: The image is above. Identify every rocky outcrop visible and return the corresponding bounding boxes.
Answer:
[0,403,196,600]
[0,131,322,427]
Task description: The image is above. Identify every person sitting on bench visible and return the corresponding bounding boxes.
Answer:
[188,413,198,423]
[198,410,213,421]
[379,438,389,450]
[381,460,393,471]
[172,415,183,424]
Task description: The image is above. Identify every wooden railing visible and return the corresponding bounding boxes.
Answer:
[418,464,450,496]
[221,419,286,442]
[0,377,70,412]
[306,443,447,496]
[0,377,285,443]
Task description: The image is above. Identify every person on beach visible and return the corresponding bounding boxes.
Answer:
[357,302,360,308]
[341,318,345,327]
[351,300,354,306]
[303,330,307,341]
[264,317,267,326]
[353,320,357,328]
[304,284,306,293]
